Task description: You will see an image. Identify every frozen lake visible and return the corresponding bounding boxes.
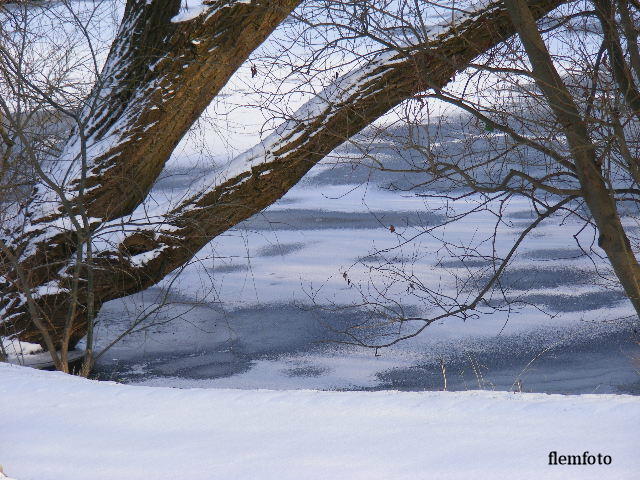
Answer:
[1,0,635,397]
[90,143,640,395]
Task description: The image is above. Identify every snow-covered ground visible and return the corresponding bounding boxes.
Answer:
[1,362,638,480]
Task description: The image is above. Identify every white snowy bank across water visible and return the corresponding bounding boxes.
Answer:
[1,363,638,480]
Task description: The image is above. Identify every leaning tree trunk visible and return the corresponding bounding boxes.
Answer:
[0,0,301,344]
[1,0,565,351]
[1,0,300,288]
[504,0,640,316]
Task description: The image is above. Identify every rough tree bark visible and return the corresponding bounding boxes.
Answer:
[0,0,565,352]
[1,0,301,345]
[594,0,640,120]
[503,0,640,314]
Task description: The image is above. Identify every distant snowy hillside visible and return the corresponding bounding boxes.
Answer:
[1,363,638,480]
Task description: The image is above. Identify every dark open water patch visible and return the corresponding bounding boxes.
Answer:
[508,210,538,220]
[438,258,493,269]
[285,365,329,378]
[521,291,628,312]
[146,351,253,380]
[490,267,594,291]
[357,254,406,264]
[435,257,589,275]
[236,209,443,231]
[303,124,559,193]
[441,258,622,313]
[471,266,624,312]
[92,303,412,382]
[256,242,306,258]
[522,248,585,260]
[92,299,639,395]
[208,263,249,274]
[372,329,640,395]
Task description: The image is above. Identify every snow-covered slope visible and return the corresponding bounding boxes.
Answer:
[0,363,638,480]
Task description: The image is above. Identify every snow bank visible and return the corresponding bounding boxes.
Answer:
[0,363,638,480]
[0,467,17,480]
[1,339,42,358]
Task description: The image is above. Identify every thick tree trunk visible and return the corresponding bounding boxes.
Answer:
[1,0,300,344]
[1,0,565,349]
[503,0,640,317]
[594,0,640,120]
[2,0,299,279]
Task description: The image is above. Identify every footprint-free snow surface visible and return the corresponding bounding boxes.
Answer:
[1,363,639,480]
